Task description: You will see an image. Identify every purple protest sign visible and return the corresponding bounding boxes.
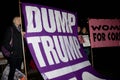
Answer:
[21,3,108,80]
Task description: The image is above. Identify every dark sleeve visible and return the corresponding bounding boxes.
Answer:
[2,27,13,52]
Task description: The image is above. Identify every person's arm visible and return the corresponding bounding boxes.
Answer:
[2,27,13,52]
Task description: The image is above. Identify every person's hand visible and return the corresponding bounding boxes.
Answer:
[22,31,26,37]
[78,35,85,44]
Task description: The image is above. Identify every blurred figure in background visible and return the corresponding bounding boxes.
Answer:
[78,25,91,63]
[1,16,24,80]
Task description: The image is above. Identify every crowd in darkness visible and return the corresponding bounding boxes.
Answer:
[78,19,120,80]
[0,0,120,80]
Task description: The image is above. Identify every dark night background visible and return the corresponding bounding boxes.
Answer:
[0,0,120,80]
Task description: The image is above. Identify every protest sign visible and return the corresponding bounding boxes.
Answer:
[21,3,108,80]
